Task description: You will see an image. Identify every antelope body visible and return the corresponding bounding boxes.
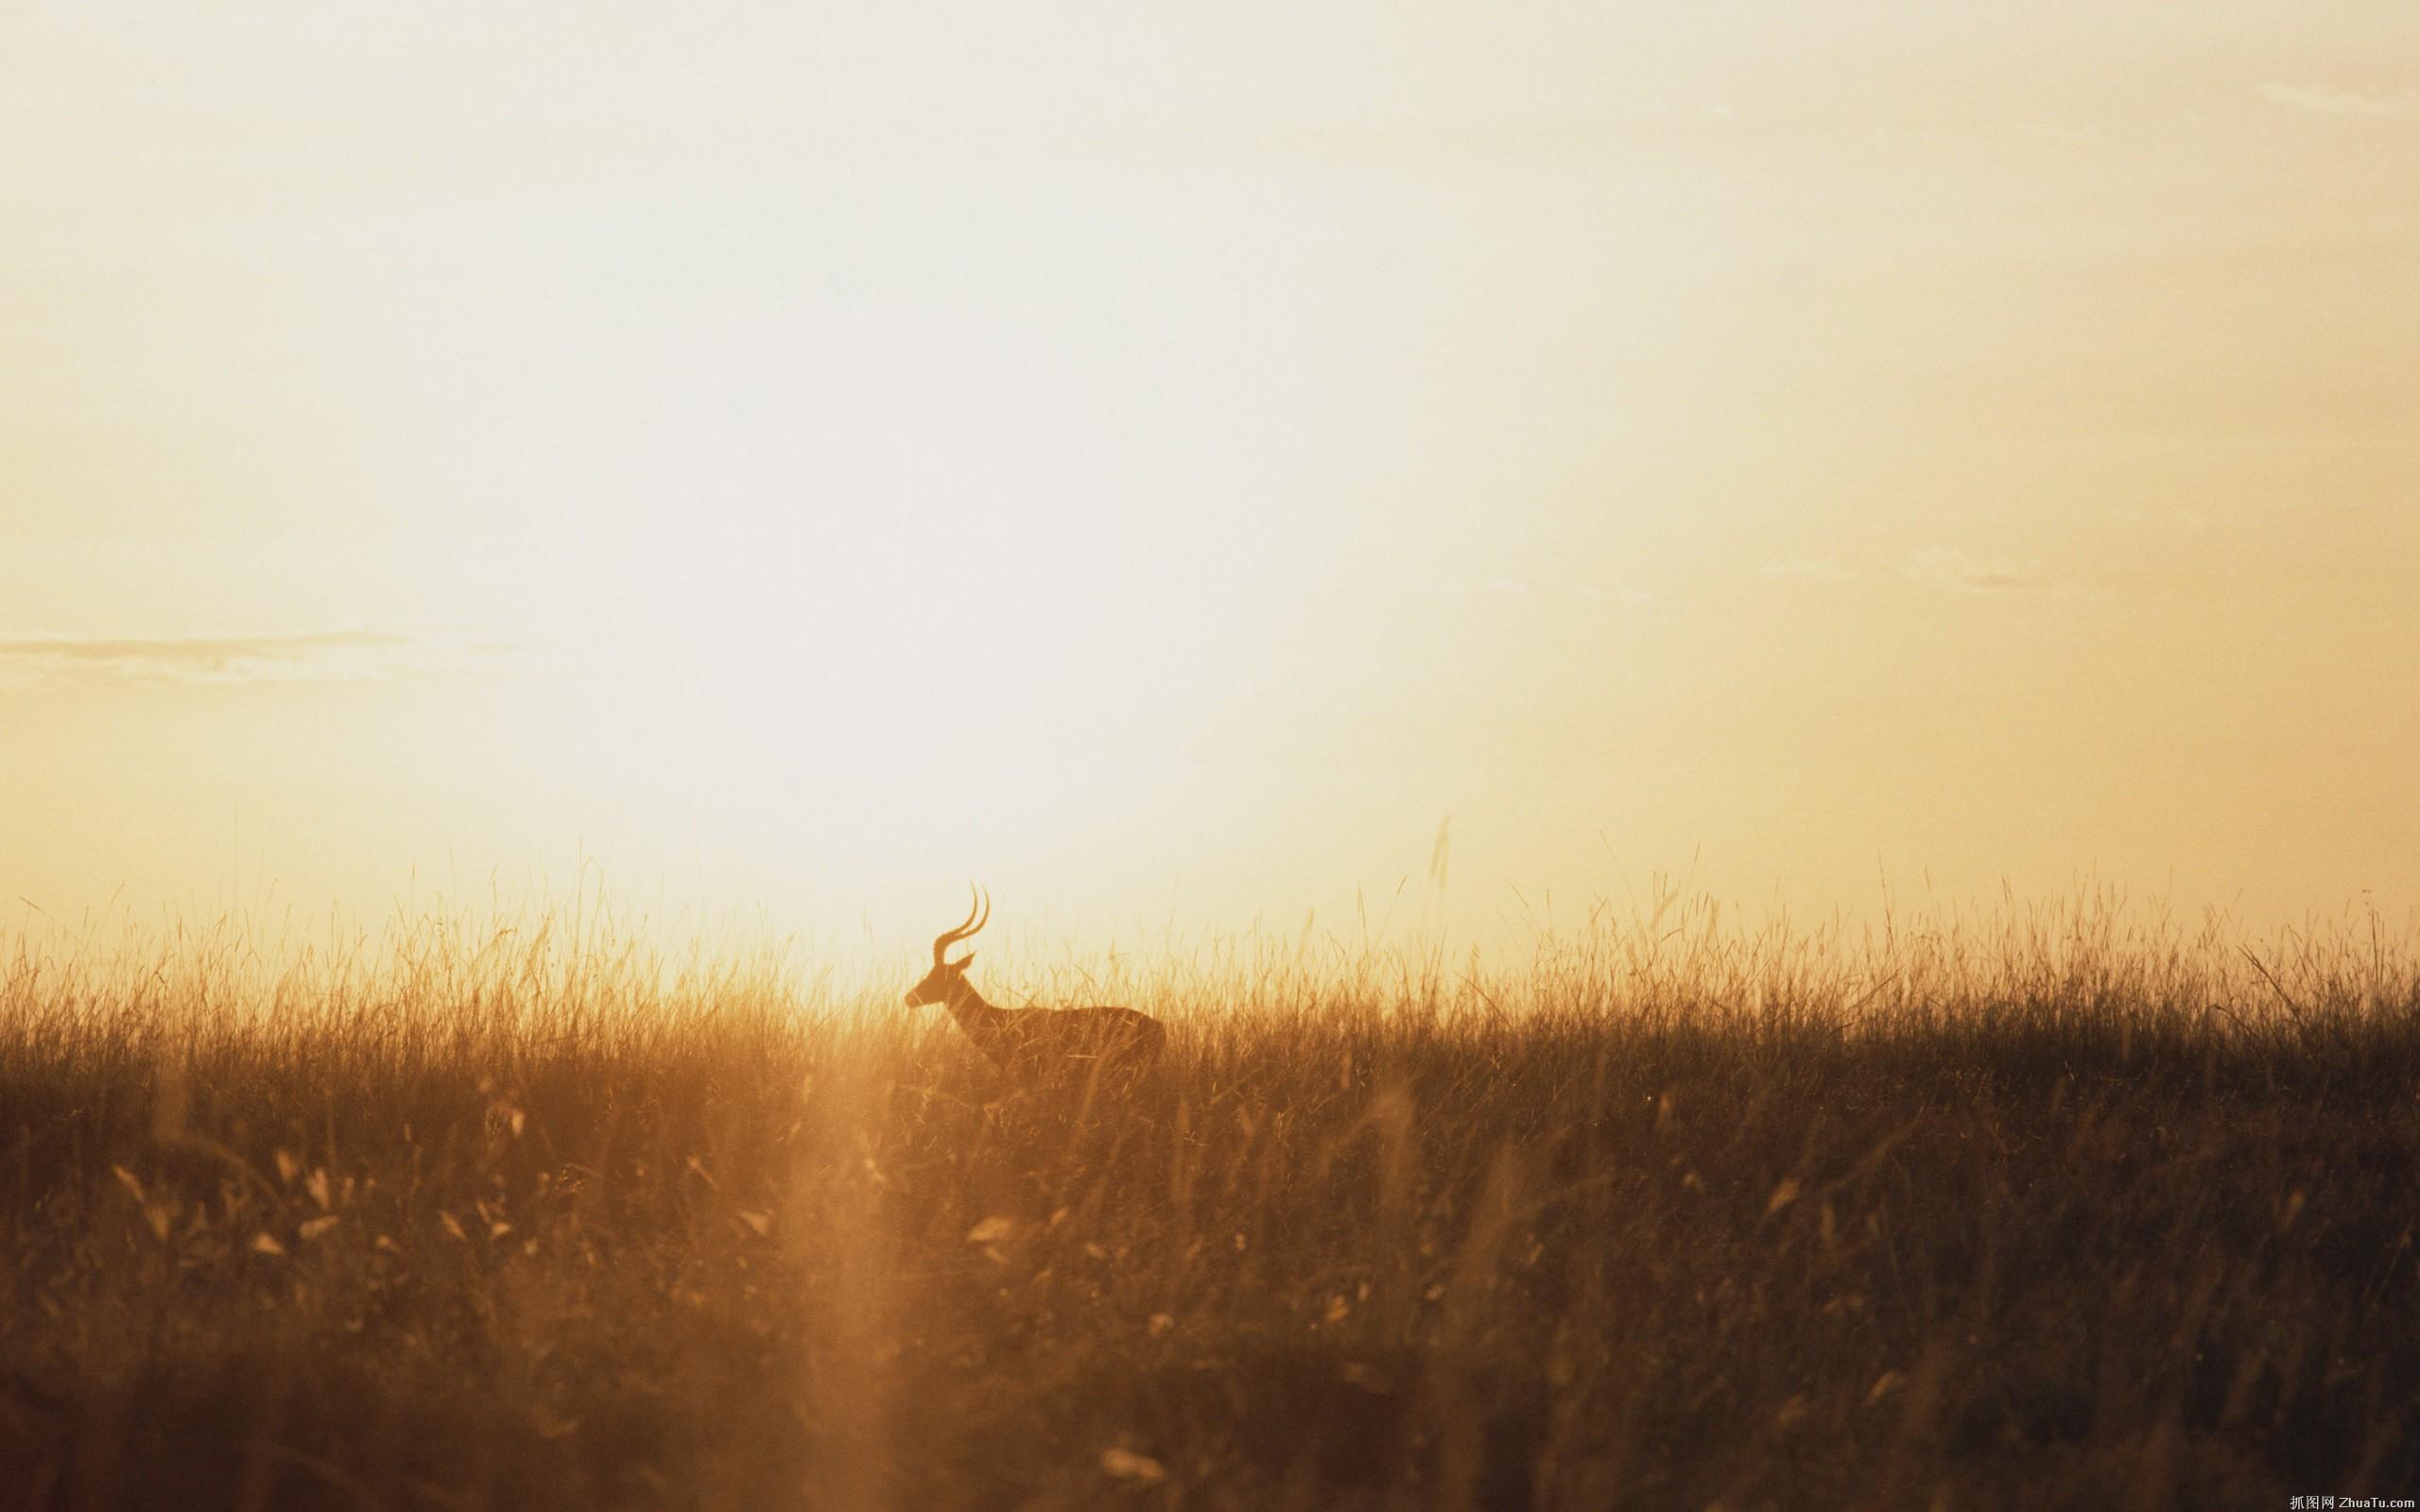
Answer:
[906,889,1165,1078]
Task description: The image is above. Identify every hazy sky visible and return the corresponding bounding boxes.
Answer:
[5,2,2415,953]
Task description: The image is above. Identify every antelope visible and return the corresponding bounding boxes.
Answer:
[906,888,1165,1079]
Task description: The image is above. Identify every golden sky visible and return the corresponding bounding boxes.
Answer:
[5,2,2415,953]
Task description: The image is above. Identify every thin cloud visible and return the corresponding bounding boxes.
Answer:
[2111,506,2213,535]
[1638,102,1737,121]
[2256,82,2416,119]
[1899,546,2077,595]
[1760,558,1861,583]
[0,627,510,686]
[1574,584,1661,607]
[1764,550,2081,595]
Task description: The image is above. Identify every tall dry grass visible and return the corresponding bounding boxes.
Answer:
[2,890,2415,1510]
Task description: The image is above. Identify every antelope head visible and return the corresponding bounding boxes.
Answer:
[906,886,989,1007]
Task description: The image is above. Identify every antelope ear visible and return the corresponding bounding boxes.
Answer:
[954,951,976,970]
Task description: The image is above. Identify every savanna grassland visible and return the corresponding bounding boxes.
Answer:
[2,895,2416,1511]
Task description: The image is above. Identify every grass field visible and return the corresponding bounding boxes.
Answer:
[2,893,2415,1510]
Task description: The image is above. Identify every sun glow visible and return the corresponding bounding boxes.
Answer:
[360,175,1309,926]
[5,1,2416,949]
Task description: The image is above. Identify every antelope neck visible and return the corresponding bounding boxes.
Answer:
[940,976,1006,1032]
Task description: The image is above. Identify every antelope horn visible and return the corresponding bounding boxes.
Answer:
[932,884,990,966]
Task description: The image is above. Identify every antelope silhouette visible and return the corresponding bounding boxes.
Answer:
[905,887,1165,1079]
